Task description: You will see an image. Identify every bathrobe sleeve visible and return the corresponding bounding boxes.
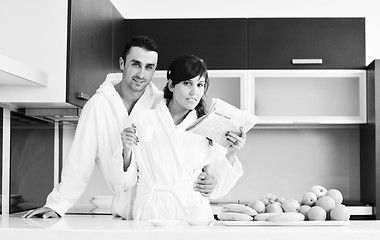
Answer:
[43,96,103,217]
[205,144,243,199]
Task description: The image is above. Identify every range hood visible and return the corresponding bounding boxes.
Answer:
[25,108,81,123]
[0,54,48,86]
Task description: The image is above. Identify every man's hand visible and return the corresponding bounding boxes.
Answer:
[194,171,217,197]
[22,207,60,219]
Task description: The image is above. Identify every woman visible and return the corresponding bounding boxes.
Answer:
[115,55,246,221]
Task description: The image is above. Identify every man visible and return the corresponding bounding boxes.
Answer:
[23,36,216,219]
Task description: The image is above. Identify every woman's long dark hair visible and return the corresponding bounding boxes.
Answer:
[163,55,210,118]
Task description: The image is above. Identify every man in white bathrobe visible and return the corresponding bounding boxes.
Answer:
[23,36,216,219]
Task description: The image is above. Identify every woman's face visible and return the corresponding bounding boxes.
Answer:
[170,75,206,112]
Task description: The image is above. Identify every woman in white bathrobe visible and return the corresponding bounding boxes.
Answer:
[118,55,245,221]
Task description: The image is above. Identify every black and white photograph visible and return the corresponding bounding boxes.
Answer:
[1,0,380,239]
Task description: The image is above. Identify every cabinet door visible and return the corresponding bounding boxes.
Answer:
[67,0,114,107]
[245,70,366,124]
[112,11,129,72]
[360,60,380,219]
[248,18,365,69]
[130,19,247,70]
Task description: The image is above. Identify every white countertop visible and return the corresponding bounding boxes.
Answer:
[1,212,380,240]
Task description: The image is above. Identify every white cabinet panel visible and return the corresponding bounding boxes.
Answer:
[0,54,48,87]
[0,0,68,107]
[152,70,246,110]
[245,70,366,124]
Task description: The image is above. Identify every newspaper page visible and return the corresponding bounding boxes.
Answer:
[186,98,258,148]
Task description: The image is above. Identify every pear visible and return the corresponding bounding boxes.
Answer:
[266,202,283,213]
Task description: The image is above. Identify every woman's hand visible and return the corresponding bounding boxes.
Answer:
[193,171,217,197]
[225,127,246,158]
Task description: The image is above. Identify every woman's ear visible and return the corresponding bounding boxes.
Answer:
[168,80,174,92]
[119,57,125,71]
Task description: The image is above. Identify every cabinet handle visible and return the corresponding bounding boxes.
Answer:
[292,121,321,125]
[76,92,90,101]
[292,59,323,65]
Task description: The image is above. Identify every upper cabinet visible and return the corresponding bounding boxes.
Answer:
[244,69,366,124]
[0,0,126,109]
[248,18,366,69]
[129,19,248,70]
[67,0,127,107]
[67,0,113,107]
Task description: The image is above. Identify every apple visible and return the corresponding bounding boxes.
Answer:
[310,185,328,199]
[299,205,311,220]
[330,204,350,221]
[325,189,343,205]
[266,202,283,213]
[301,192,317,206]
[248,200,266,214]
[281,199,300,212]
[316,196,336,213]
[307,206,327,221]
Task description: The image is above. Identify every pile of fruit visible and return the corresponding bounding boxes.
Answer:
[217,185,350,222]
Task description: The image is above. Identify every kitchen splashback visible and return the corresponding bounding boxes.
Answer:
[67,125,361,207]
[8,112,55,213]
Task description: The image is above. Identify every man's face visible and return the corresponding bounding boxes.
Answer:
[120,46,158,93]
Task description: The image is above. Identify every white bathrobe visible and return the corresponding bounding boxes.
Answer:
[116,99,243,221]
[44,73,162,217]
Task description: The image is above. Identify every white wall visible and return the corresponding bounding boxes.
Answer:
[110,0,380,65]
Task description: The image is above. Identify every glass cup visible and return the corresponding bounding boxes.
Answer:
[137,125,154,142]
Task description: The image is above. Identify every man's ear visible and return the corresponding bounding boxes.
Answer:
[119,57,125,71]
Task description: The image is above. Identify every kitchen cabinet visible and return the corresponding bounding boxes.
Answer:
[129,18,247,70]
[152,70,246,109]
[0,0,126,110]
[0,109,2,197]
[61,0,128,108]
[67,0,114,107]
[248,18,365,69]
[245,70,367,124]
[360,59,380,220]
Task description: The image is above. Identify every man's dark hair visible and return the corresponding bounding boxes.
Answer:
[121,35,159,61]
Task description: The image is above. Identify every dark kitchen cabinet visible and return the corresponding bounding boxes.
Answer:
[0,109,2,213]
[360,59,380,219]
[248,18,365,69]
[129,18,247,70]
[67,0,127,107]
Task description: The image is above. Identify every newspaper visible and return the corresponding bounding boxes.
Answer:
[186,98,258,148]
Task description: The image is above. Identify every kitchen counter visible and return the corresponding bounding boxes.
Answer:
[1,212,380,240]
